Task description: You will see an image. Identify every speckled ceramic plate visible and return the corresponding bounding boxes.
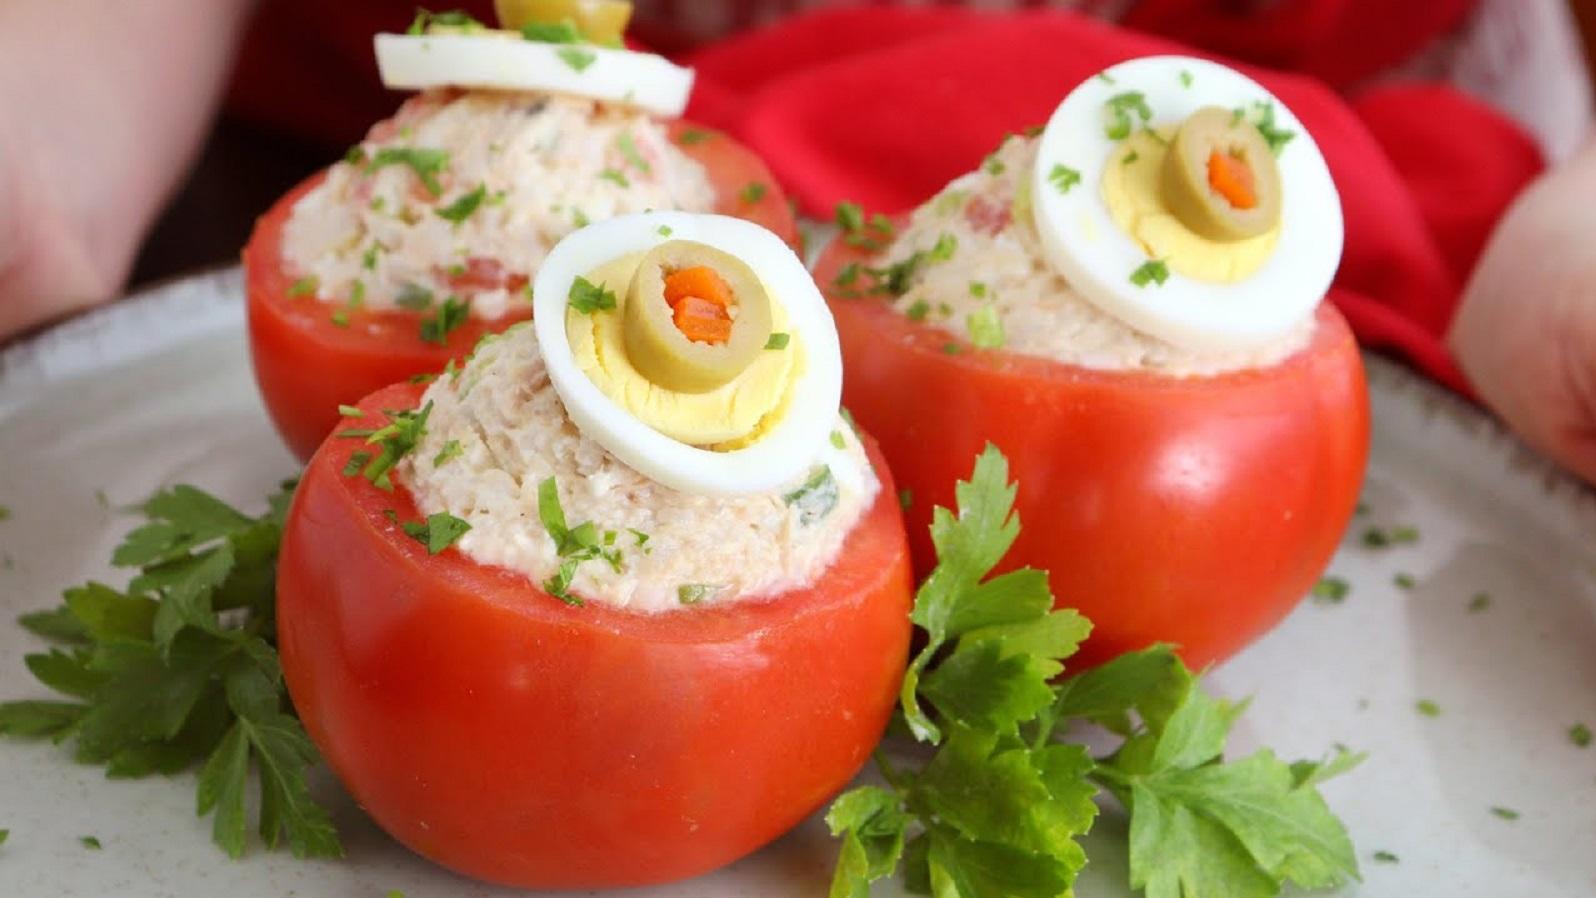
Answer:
[2,272,1594,897]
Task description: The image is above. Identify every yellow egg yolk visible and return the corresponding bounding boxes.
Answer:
[566,252,804,449]
[1101,129,1280,283]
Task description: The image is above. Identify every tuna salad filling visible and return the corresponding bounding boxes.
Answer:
[281,90,716,321]
[398,324,879,612]
[863,135,1314,376]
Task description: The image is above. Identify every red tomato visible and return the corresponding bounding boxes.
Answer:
[245,121,798,461]
[816,233,1369,669]
[276,382,912,889]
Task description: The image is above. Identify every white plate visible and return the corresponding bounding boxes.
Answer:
[1,272,1594,897]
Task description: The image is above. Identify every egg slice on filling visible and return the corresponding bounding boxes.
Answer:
[374,1,694,118]
[1031,55,1342,353]
[532,212,842,496]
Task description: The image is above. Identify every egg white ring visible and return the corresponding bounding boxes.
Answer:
[532,212,843,497]
[1031,55,1343,353]
[374,33,693,118]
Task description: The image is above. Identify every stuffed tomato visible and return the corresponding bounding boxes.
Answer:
[819,57,1368,668]
[246,6,797,462]
[277,212,911,888]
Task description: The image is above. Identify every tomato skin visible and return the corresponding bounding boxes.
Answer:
[245,121,798,462]
[817,237,1369,669]
[276,382,911,889]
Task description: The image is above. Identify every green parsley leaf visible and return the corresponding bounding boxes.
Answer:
[432,439,463,467]
[657,225,673,237]
[400,513,471,555]
[1251,101,1297,155]
[520,19,581,43]
[677,584,715,606]
[834,262,862,289]
[1105,91,1153,140]
[419,296,470,345]
[1180,69,1195,88]
[1468,592,1491,613]
[1490,806,1521,821]
[1130,259,1170,287]
[80,835,101,850]
[675,127,716,146]
[1393,572,1416,590]
[1416,699,1441,718]
[868,213,896,236]
[286,277,318,299]
[366,147,450,197]
[1569,722,1592,748]
[343,402,433,490]
[1373,850,1399,863]
[557,45,597,72]
[0,829,7,846]
[740,181,768,205]
[599,168,629,188]
[899,489,913,510]
[1048,164,1082,194]
[967,307,1005,350]
[337,405,363,418]
[395,282,434,311]
[616,132,652,174]
[435,183,487,223]
[535,478,623,606]
[783,467,839,526]
[906,300,930,322]
[1312,576,1350,604]
[569,276,617,314]
[930,233,958,262]
[830,430,847,450]
[982,152,1007,176]
[407,9,485,34]
[835,201,865,233]
[866,253,925,298]
[765,332,790,350]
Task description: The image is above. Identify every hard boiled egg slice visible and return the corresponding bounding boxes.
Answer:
[533,213,842,496]
[375,32,693,118]
[1031,55,1342,353]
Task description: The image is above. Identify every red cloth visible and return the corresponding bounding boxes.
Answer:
[684,7,1545,393]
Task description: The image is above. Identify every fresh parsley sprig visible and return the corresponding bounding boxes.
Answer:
[0,482,343,860]
[827,445,1361,898]
[536,478,624,606]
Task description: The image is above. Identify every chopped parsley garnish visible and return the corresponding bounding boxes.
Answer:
[616,132,651,174]
[966,306,1005,350]
[432,439,463,467]
[1312,576,1351,604]
[629,528,650,550]
[1048,163,1082,194]
[435,183,487,223]
[835,201,865,234]
[0,506,11,521]
[399,513,471,555]
[348,281,366,308]
[361,243,382,271]
[1393,572,1416,590]
[1490,806,1520,821]
[1570,722,1592,748]
[1123,150,1140,165]
[1104,91,1153,140]
[569,276,617,314]
[657,225,673,237]
[1180,69,1194,88]
[824,446,1362,898]
[840,407,862,440]
[929,233,958,262]
[330,310,349,328]
[286,276,318,298]
[982,152,1007,176]
[407,9,485,34]
[830,430,846,450]
[1097,70,1117,84]
[783,466,839,526]
[1362,524,1418,548]
[834,262,862,288]
[520,19,581,43]
[337,405,364,418]
[536,478,623,606]
[933,189,968,217]
[765,332,791,350]
[340,402,433,491]
[599,168,630,188]
[1130,259,1170,287]
[1251,101,1297,155]
[0,480,343,860]
[1373,850,1399,864]
[866,253,925,298]
[968,281,988,298]
[942,342,961,355]
[905,300,930,322]
[1416,699,1441,718]
[343,452,371,477]
[740,181,768,205]
[898,489,913,510]
[557,46,597,73]
[80,836,101,850]
[675,128,716,146]
[1468,592,1491,613]
[419,296,470,345]
[366,147,450,197]
[343,145,367,166]
[395,282,434,311]
[0,829,7,846]
[868,213,896,236]
[677,584,715,606]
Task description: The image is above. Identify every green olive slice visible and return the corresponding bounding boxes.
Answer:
[1161,105,1283,242]
[623,240,774,394]
[494,0,632,45]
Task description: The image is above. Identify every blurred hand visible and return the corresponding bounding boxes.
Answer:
[1450,134,1596,484]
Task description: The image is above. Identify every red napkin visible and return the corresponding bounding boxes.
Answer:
[684,7,1545,394]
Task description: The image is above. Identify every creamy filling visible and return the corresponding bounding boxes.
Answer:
[870,136,1314,376]
[398,324,879,612]
[281,91,716,320]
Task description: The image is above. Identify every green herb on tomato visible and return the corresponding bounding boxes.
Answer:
[419,296,470,345]
[395,282,434,311]
[340,402,433,491]
[432,439,463,468]
[740,182,768,205]
[400,513,472,555]
[286,276,318,299]
[536,478,623,606]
